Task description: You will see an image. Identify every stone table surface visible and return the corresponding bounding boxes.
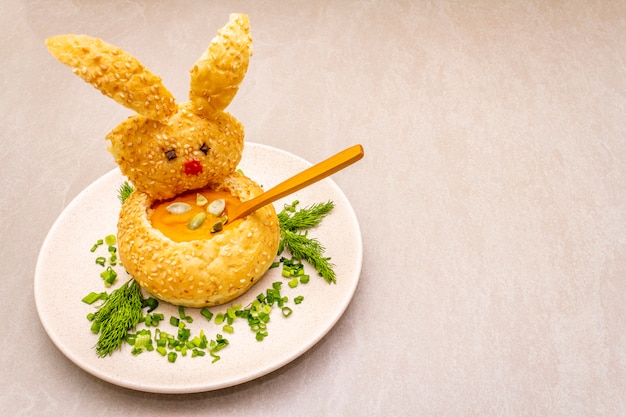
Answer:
[1,1,625,416]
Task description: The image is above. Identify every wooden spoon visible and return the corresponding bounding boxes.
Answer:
[226,144,364,223]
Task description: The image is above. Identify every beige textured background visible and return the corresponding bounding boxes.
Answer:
[1,1,624,416]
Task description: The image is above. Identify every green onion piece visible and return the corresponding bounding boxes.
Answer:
[169,316,180,327]
[214,313,225,325]
[126,333,136,345]
[105,234,116,245]
[91,239,104,252]
[90,321,100,334]
[294,296,304,304]
[200,308,213,321]
[100,266,118,287]
[142,297,159,313]
[178,305,193,323]
[288,278,299,288]
[258,312,270,323]
[178,327,191,342]
[192,349,206,357]
[223,324,234,334]
[168,352,177,363]
[82,291,106,305]
[95,257,106,266]
[226,307,237,320]
[282,307,293,317]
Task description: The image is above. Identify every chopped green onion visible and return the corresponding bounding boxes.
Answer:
[90,240,103,252]
[178,305,193,323]
[95,257,106,266]
[178,326,191,342]
[200,308,213,321]
[294,296,304,304]
[90,321,100,334]
[100,266,118,287]
[82,291,107,305]
[168,352,177,363]
[192,349,205,357]
[141,297,159,313]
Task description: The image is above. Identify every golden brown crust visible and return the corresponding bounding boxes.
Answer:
[117,172,280,307]
[189,13,252,116]
[106,102,244,201]
[45,34,176,122]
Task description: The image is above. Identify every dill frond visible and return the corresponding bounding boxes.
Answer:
[117,181,135,204]
[278,201,334,231]
[92,278,143,357]
[278,201,336,284]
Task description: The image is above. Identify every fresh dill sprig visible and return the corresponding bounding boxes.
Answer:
[117,181,135,204]
[91,278,143,357]
[277,201,336,284]
[278,200,335,231]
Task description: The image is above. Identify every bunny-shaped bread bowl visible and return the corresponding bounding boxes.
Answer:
[47,14,280,307]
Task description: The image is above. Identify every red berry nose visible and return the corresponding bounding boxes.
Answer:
[184,159,203,176]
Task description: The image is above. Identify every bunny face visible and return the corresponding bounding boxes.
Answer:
[107,102,245,200]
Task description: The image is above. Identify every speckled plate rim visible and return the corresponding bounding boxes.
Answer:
[34,142,363,394]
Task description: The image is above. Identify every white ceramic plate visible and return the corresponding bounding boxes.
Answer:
[34,143,362,394]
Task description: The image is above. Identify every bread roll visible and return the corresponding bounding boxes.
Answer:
[117,172,280,307]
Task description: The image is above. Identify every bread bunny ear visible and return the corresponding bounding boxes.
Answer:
[46,35,176,122]
[189,13,252,117]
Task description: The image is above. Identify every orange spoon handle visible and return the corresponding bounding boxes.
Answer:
[228,144,364,222]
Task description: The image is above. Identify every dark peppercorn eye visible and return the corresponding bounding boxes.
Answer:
[165,149,177,161]
[199,143,210,155]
